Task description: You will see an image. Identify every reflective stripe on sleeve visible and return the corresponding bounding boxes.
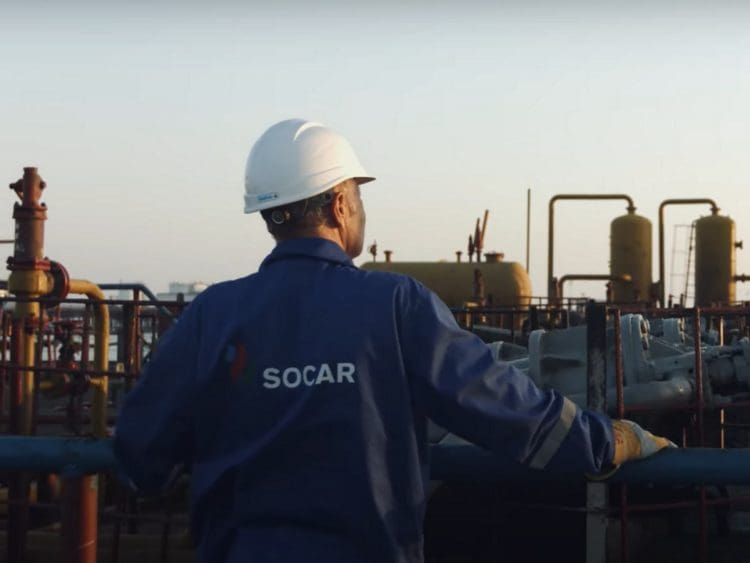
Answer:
[528,397,578,469]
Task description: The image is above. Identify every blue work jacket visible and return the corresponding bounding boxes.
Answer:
[114,238,614,563]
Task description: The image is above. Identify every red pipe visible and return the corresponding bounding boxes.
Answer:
[61,476,99,563]
[8,318,28,563]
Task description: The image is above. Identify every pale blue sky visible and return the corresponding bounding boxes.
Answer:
[2,1,749,300]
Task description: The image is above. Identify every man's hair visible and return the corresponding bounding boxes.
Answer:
[261,179,355,241]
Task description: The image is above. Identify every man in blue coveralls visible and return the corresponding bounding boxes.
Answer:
[114,119,673,563]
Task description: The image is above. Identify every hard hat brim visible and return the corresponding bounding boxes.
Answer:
[244,174,376,214]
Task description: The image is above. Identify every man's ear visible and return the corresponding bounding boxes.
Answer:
[330,190,348,227]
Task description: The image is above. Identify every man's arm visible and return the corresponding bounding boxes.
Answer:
[400,283,661,474]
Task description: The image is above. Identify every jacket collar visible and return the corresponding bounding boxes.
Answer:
[260,238,355,270]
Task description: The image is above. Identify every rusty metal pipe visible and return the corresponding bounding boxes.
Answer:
[61,281,109,563]
[61,476,98,563]
[7,319,29,563]
[548,195,635,303]
[6,168,54,563]
[657,199,719,307]
[7,168,55,436]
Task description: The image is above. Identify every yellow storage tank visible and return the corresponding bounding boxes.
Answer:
[360,255,532,328]
[695,213,736,306]
[610,210,653,303]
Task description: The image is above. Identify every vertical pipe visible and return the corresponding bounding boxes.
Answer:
[60,304,97,563]
[613,309,628,563]
[79,305,92,433]
[32,313,45,436]
[586,301,607,563]
[8,318,29,563]
[0,310,10,426]
[9,319,24,435]
[693,307,707,563]
[62,283,110,563]
[6,167,54,563]
[134,288,143,376]
[613,309,625,419]
[7,168,51,436]
[8,316,38,439]
[61,476,98,563]
[693,308,705,446]
[526,188,531,273]
[112,491,123,563]
[68,280,110,438]
[586,302,607,412]
[0,311,9,423]
[125,278,142,540]
[123,303,136,385]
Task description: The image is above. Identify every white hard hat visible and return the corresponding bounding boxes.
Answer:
[244,118,375,214]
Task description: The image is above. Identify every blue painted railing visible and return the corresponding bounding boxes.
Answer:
[2,436,750,486]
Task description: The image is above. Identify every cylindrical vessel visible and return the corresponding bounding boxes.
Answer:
[361,259,532,328]
[610,211,653,303]
[695,214,736,306]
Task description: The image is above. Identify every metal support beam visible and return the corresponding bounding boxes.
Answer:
[585,302,608,563]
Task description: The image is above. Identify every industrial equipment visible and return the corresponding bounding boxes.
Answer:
[695,213,738,306]
[361,257,532,310]
[4,171,750,563]
[610,210,653,303]
[492,313,750,412]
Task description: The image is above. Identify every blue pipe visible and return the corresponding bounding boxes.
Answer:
[0,437,116,475]
[2,437,750,486]
[430,440,750,485]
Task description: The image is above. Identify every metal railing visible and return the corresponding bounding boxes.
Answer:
[2,296,750,562]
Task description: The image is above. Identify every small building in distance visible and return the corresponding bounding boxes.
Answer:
[157,281,209,302]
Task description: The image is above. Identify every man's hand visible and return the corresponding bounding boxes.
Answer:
[612,419,677,465]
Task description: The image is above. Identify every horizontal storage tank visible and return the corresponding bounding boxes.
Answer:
[361,256,531,328]
[695,213,736,306]
[610,210,653,303]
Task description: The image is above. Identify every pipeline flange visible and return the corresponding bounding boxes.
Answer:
[45,260,71,309]
[6,257,51,272]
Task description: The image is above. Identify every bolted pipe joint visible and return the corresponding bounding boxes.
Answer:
[46,260,71,306]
